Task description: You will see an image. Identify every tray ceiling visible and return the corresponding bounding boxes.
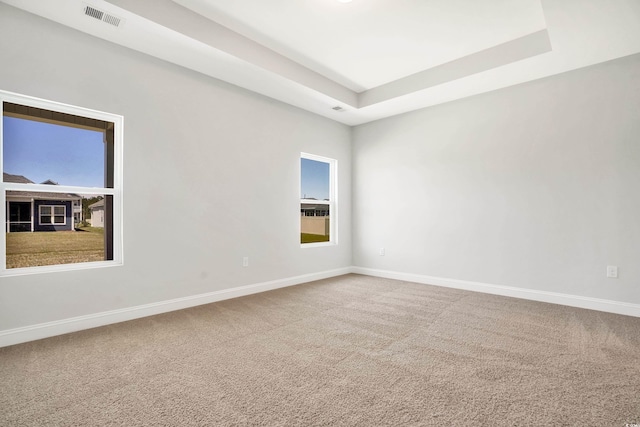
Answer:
[2,0,640,125]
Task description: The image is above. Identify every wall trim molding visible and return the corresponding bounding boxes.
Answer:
[4,266,639,348]
[351,267,640,318]
[0,267,351,348]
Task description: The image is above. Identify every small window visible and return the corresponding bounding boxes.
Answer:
[39,205,66,225]
[300,153,337,246]
[1,90,123,274]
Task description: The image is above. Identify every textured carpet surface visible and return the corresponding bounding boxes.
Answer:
[1,274,640,426]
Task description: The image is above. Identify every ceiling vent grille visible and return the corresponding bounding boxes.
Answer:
[84,5,123,28]
[84,5,103,20]
[102,14,122,27]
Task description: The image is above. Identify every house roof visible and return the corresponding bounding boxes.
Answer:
[88,199,104,209]
[301,203,330,210]
[4,173,81,201]
[3,172,34,184]
[7,191,81,201]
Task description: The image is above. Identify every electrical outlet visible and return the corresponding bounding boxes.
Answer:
[379,247,385,256]
[606,265,618,279]
[243,257,249,267]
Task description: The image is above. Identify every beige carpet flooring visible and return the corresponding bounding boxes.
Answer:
[1,274,640,426]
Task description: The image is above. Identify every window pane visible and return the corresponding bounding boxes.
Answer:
[300,203,330,243]
[5,192,108,269]
[301,158,330,201]
[3,103,107,188]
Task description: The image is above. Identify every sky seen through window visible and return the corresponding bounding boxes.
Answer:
[3,116,104,188]
[301,158,330,200]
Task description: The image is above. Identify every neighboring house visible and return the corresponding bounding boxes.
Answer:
[88,199,105,228]
[300,201,329,217]
[39,179,83,223]
[4,173,81,232]
[300,201,330,236]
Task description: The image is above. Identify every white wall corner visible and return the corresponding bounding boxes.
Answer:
[0,267,352,348]
[351,267,640,318]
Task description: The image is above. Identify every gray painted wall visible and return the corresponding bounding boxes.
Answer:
[2,2,639,337]
[353,53,640,304]
[0,5,351,330]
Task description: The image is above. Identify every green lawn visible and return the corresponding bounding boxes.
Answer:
[301,233,330,244]
[6,227,105,269]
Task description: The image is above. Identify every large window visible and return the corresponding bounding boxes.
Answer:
[1,90,123,274]
[300,153,337,246]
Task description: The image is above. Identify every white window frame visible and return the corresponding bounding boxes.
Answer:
[300,152,337,248]
[0,90,124,276]
[39,205,67,226]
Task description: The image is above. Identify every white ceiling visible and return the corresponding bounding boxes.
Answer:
[2,0,640,125]
[173,0,547,92]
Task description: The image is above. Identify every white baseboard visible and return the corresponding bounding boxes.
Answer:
[4,266,638,348]
[352,267,640,318]
[0,267,351,348]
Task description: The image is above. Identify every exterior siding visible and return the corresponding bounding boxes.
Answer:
[300,216,330,236]
[33,200,73,231]
[90,206,105,228]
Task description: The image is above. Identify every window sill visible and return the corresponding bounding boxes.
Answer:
[301,241,337,249]
[2,260,123,277]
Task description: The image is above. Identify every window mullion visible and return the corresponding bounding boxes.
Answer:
[1,182,114,195]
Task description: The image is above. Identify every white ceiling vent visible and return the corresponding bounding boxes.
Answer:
[83,5,124,28]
